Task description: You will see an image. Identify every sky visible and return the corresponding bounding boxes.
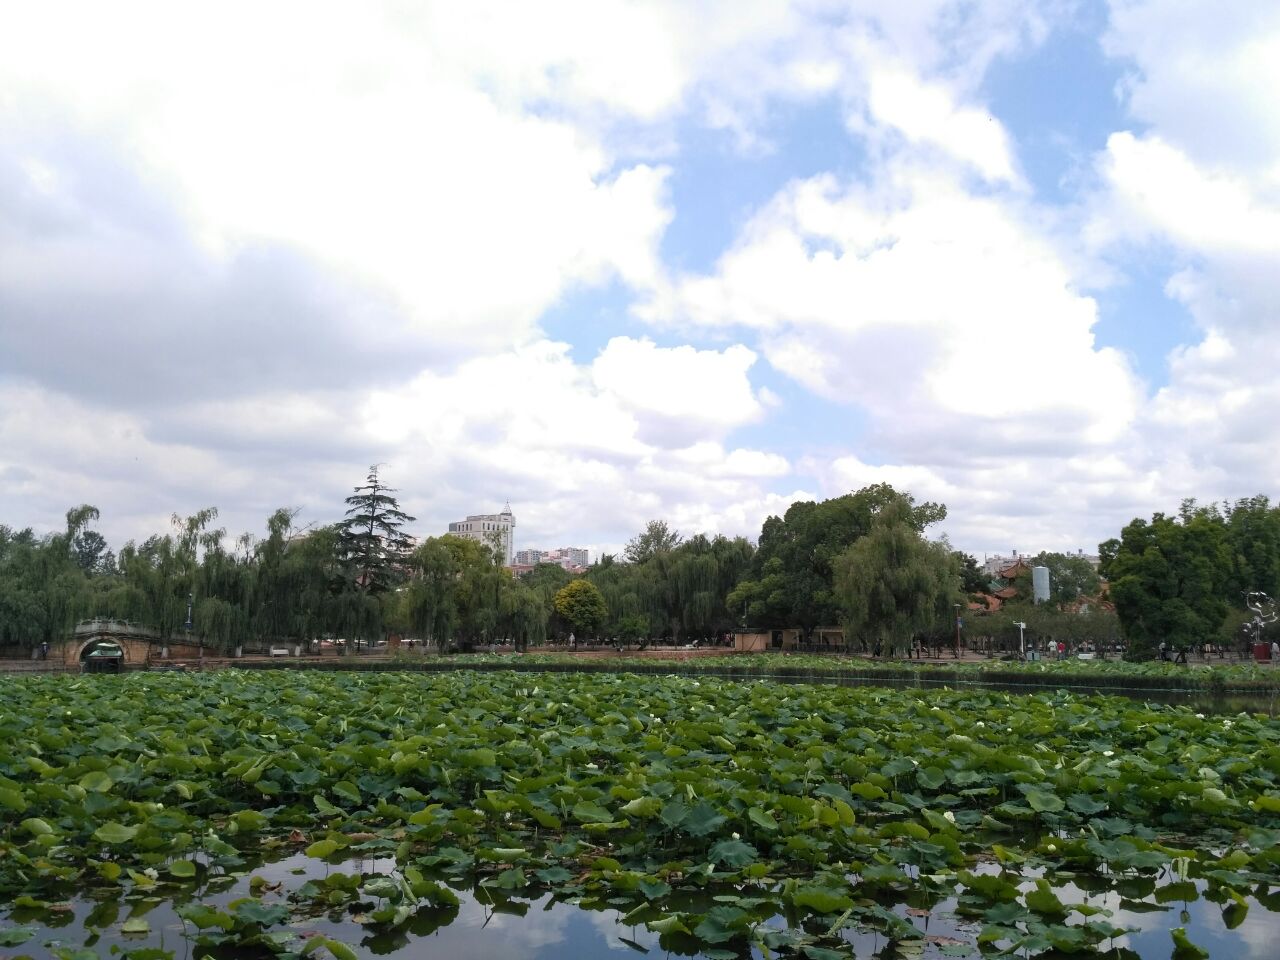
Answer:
[2,0,1279,563]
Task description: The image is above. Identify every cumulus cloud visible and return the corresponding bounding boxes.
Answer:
[862,66,1021,184]
[1103,0,1280,178]
[359,338,788,550]
[0,3,675,358]
[653,165,1141,455]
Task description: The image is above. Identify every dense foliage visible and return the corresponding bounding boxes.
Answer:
[728,484,946,634]
[1,670,1277,958]
[1102,497,1280,658]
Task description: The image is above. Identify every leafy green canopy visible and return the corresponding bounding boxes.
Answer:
[729,484,946,632]
[0,506,102,651]
[1101,496,1280,658]
[553,578,608,636]
[1102,505,1231,657]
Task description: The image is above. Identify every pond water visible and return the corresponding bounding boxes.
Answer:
[7,850,1278,959]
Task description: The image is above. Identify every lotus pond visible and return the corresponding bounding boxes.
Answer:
[2,670,1279,959]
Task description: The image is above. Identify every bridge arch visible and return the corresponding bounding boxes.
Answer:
[76,638,130,662]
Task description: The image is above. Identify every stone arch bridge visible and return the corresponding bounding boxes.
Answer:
[62,619,204,666]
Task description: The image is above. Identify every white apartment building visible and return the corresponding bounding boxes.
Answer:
[447,503,516,566]
[515,546,589,569]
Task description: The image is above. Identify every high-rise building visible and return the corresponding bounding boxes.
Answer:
[447,503,516,566]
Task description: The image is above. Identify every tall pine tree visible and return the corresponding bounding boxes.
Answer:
[336,466,415,595]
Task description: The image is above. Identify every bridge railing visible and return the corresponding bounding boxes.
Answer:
[73,619,165,639]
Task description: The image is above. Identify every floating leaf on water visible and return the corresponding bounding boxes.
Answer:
[93,821,138,844]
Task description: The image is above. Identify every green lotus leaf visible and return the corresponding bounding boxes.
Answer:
[0,926,37,946]
[78,771,114,793]
[306,838,341,859]
[93,821,138,844]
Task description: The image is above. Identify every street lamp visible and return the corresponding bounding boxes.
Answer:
[1015,621,1027,658]
[185,592,198,662]
[953,603,962,659]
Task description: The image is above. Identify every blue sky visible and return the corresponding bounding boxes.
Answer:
[1,1,1278,561]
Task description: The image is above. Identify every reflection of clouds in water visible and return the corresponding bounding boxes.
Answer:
[450,893,571,957]
[195,853,1280,959]
[1236,911,1280,960]
[1008,872,1280,959]
[584,907,662,952]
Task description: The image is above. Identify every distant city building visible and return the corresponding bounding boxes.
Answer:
[515,546,589,571]
[447,503,515,566]
[981,549,1100,577]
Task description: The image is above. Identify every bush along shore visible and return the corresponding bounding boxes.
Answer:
[232,651,1280,694]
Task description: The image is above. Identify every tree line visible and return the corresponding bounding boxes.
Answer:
[2,467,1275,659]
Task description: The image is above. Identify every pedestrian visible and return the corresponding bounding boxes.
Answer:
[1272,639,1279,662]
[1057,640,1066,660]
[872,639,883,659]
[1158,640,1168,662]
[40,640,49,660]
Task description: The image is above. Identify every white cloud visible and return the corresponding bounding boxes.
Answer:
[864,66,1020,184]
[652,166,1141,456]
[0,2,677,357]
[357,338,789,549]
[590,337,766,442]
[1104,0,1280,180]
[1090,132,1280,257]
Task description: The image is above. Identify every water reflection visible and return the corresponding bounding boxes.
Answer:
[6,849,1279,960]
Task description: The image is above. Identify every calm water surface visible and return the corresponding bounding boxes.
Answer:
[7,851,1278,960]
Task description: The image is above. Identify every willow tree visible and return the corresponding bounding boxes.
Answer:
[834,498,959,657]
[0,508,99,654]
[400,534,506,652]
[657,534,753,642]
[402,537,461,652]
[586,554,661,638]
[500,580,547,651]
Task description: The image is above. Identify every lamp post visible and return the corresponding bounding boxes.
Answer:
[185,592,197,662]
[1015,621,1026,658]
[953,603,962,659]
